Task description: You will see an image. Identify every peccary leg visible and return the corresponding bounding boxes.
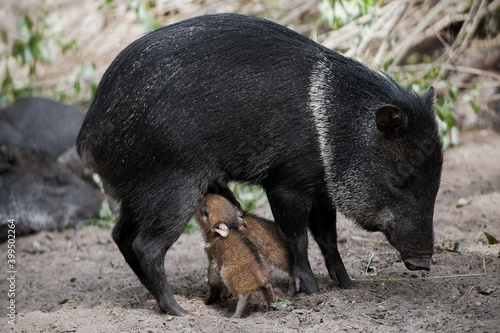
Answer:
[266,186,319,295]
[204,283,220,305]
[233,293,250,318]
[113,185,200,317]
[132,221,190,317]
[260,282,275,310]
[205,259,224,305]
[112,203,146,282]
[308,196,352,289]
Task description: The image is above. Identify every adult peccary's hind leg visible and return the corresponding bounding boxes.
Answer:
[132,226,189,316]
[112,181,204,316]
[112,203,146,283]
[308,196,352,289]
[266,186,319,295]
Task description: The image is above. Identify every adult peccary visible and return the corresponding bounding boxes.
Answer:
[76,13,443,316]
[195,193,275,318]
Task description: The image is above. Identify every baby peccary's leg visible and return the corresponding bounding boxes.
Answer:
[261,282,275,310]
[232,293,250,318]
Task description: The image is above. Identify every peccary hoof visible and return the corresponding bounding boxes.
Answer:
[404,257,431,271]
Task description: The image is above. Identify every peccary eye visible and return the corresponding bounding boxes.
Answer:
[202,204,209,216]
[392,171,413,190]
[44,176,66,186]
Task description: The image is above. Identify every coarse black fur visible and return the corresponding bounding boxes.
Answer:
[76,13,443,316]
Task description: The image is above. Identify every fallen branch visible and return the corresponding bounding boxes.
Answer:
[391,0,455,66]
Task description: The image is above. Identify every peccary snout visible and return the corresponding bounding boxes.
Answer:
[404,257,431,271]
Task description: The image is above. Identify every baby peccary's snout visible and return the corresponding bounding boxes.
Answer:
[404,257,431,271]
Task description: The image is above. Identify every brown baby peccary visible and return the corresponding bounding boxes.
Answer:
[217,188,295,291]
[195,193,275,318]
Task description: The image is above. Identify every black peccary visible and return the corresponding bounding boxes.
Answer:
[76,13,443,316]
[0,97,103,241]
[0,143,103,241]
[195,193,275,318]
[0,97,85,158]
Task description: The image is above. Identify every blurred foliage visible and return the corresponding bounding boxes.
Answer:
[0,10,93,106]
[0,0,160,107]
[101,0,162,32]
[82,200,118,229]
[319,0,376,30]
[128,0,162,32]
[228,182,268,213]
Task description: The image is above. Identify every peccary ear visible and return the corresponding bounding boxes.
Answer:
[214,223,229,237]
[422,86,435,108]
[375,105,408,133]
[237,215,246,227]
[220,187,242,209]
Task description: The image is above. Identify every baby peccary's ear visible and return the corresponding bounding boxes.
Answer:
[214,223,229,237]
[375,105,408,133]
[236,207,246,227]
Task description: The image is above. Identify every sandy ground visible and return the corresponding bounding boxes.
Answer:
[0,130,499,333]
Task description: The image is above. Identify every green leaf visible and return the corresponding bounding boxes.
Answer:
[271,298,297,311]
[484,232,498,245]
[452,242,468,254]
[39,39,53,63]
[136,1,161,32]
[99,0,116,10]
[0,30,7,44]
[183,219,198,234]
[60,38,79,54]
[99,200,113,220]
[73,81,81,93]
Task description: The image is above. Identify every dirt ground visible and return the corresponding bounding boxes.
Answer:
[0,130,498,333]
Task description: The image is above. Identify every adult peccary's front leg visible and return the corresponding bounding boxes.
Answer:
[266,186,319,295]
[308,196,352,289]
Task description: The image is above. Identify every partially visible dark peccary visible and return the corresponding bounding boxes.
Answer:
[0,97,85,158]
[195,193,275,318]
[0,98,103,240]
[0,143,103,241]
[76,13,443,316]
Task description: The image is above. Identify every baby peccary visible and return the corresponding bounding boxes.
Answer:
[195,193,275,318]
[216,188,295,293]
